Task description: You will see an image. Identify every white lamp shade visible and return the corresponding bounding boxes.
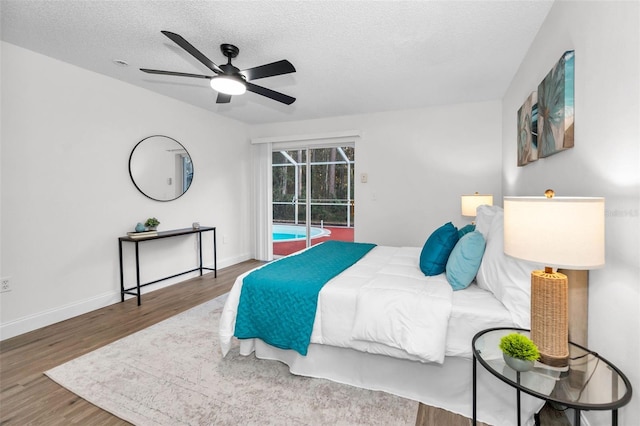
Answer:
[461,194,493,216]
[503,196,605,269]
[210,76,246,95]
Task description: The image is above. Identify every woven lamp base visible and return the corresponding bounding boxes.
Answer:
[531,268,569,367]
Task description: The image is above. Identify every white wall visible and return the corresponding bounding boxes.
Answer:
[502,1,639,424]
[250,100,503,248]
[0,42,252,339]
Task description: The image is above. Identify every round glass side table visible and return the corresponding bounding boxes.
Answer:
[472,327,632,426]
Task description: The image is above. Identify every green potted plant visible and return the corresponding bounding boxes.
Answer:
[145,217,160,231]
[499,333,540,372]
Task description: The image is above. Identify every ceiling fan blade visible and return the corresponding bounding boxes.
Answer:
[246,82,296,105]
[216,93,232,104]
[241,60,296,81]
[161,30,223,74]
[140,68,211,79]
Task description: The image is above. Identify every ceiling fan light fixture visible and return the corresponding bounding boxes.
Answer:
[210,75,246,95]
[143,32,295,104]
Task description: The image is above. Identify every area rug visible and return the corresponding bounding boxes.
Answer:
[45,294,418,425]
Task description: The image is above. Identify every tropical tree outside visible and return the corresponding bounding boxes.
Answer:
[272,147,355,227]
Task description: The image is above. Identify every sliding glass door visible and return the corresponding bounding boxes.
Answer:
[272,149,308,254]
[272,145,354,256]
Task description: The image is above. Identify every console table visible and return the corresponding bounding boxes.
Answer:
[118,226,217,305]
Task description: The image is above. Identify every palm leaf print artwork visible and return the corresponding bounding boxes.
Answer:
[517,91,538,166]
[537,51,575,158]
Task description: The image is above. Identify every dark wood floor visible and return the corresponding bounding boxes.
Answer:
[1,258,570,425]
[0,259,263,425]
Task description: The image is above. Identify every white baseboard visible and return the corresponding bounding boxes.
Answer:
[219,252,252,269]
[0,291,120,341]
[0,254,252,341]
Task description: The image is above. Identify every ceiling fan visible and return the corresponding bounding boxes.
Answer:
[141,31,296,105]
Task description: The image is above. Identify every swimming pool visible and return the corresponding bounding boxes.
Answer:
[273,224,331,242]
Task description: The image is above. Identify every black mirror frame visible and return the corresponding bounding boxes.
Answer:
[128,135,194,202]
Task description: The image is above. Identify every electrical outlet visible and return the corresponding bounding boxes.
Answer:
[1,277,11,293]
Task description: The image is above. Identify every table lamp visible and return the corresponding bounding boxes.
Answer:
[503,190,605,367]
[461,193,494,222]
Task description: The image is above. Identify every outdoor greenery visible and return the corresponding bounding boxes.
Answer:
[272,147,355,226]
[499,333,540,361]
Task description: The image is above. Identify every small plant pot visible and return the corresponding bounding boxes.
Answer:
[503,354,534,372]
[147,226,157,231]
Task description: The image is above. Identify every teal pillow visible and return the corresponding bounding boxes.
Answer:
[446,231,486,290]
[419,222,459,276]
[458,224,476,238]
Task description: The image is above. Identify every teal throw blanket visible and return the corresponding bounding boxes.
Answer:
[234,240,376,355]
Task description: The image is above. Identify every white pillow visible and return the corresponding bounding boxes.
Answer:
[476,207,544,328]
[475,204,502,240]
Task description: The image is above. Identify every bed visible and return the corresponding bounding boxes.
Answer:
[219,206,550,426]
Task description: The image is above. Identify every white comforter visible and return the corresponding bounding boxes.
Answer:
[220,246,454,364]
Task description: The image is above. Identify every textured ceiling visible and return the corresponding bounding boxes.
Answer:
[1,0,554,125]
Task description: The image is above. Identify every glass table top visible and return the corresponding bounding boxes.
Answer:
[472,328,632,410]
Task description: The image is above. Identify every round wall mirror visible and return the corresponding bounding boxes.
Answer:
[129,135,194,201]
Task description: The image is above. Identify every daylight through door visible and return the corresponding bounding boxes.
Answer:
[272,146,355,256]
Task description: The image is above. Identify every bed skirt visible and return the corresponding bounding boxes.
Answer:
[239,338,545,426]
